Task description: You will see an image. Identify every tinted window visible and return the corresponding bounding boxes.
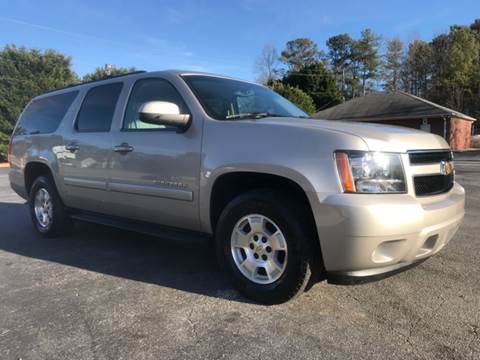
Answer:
[182,75,307,120]
[123,78,189,130]
[76,83,123,132]
[15,91,78,135]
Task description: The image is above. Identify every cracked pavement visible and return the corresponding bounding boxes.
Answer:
[0,166,478,359]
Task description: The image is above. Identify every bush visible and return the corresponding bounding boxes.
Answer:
[0,132,9,162]
[269,81,316,115]
[0,45,78,154]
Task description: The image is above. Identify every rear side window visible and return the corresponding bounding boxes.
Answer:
[15,91,78,135]
[76,83,123,132]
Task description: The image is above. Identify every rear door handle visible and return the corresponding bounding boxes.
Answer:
[113,143,134,153]
[65,143,79,152]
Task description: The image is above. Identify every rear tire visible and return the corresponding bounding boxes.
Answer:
[216,189,316,305]
[28,176,72,237]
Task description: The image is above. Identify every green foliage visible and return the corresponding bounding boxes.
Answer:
[325,29,381,99]
[282,62,342,110]
[0,131,8,162]
[269,81,316,114]
[382,38,404,92]
[326,33,353,95]
[428,26,480,114]
[470,19,480,34]
[326,34,353,70]
[82,65,137,82]
[280,38,320,71]
[0,45,78,162]
[355,29,382,95]
[402,40,433,97]
[443,27,479,109]
[429,34,450,102]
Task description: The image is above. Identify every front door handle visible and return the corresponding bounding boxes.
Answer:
[113,143,134,153]
[65,143,79,152]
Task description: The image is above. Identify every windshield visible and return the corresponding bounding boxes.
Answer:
[182,75,308,120]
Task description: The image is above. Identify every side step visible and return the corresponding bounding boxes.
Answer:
[70,211,210,243]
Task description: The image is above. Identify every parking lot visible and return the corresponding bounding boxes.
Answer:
[0,163,478,360]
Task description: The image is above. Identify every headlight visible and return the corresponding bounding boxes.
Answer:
[335,151,406,193]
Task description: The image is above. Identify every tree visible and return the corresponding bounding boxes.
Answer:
[468,19,480,121]
[356,29,382,95]
[326,34,353,95]
[255,45,279,84]
[282,61,342,110]
[401,40,432,97]
[82,65,137,82]
[429,34,451,104]
[382,38,404,92]
[269,81,316,114]
[442,27,479,110]
[280,38,320,71]
[470,18,480,34]
[341,39,362,99]
[0,45,78,161]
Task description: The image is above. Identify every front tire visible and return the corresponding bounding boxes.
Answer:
[216,189,315,304]
[29,176,71,237]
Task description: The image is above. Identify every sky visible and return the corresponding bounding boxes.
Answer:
[1,0,479,81]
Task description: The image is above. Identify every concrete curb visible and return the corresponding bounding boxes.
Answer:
[0,163,9,168]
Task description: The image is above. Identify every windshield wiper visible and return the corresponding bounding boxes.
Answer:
[225,112,285,120]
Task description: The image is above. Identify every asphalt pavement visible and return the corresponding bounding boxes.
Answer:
[0,166,478,360]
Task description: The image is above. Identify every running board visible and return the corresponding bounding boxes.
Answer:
[69,211,210,243]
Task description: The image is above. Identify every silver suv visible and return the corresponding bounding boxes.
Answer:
[8,70,465,304]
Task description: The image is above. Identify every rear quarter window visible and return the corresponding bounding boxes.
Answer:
[14,91,78,135]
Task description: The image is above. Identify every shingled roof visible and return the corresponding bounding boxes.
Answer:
[314,91,476,122]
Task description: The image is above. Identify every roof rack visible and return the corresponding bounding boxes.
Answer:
[42,70,146,94]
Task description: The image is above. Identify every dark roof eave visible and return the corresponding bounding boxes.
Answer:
[319,113,476,122]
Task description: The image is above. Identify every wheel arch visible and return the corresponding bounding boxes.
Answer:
[24,161,57,195]
[204,167,318,235]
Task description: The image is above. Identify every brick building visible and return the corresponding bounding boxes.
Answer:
[315,91,476,150]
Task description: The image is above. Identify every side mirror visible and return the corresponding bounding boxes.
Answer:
[138,101,191,132]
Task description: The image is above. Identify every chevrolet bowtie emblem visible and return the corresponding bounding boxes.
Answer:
[440,160,454,175]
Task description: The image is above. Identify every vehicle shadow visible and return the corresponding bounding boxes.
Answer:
[0,201,253,304]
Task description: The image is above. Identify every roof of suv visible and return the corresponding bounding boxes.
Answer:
[37,70,249,100]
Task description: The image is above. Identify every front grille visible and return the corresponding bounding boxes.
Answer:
[414,173,454,197]
[409,150,453,165]
[409,150,455,197]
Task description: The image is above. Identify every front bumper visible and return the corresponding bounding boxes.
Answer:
[313,182,465,275]
[326,259,427,284]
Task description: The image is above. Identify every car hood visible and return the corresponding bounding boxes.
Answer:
[254,117,449,153]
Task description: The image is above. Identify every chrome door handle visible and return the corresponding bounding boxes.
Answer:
[113,143,134,153]
[65,143,79,152]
